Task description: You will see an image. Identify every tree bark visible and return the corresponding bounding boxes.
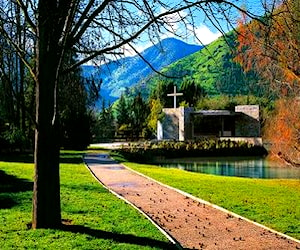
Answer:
[32,0,61,229]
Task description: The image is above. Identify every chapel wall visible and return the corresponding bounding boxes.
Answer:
[235,105,260,137]
[160,108,180,140]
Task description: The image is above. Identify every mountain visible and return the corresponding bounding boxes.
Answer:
[143,32,267,98]
[82,38,203,105]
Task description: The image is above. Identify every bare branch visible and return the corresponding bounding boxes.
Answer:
[70,0,112,46]
[70,0,94,39]
[67,0,222,71]
[91,19,183,79]
[15,0,36,32]
[0,24,36,82]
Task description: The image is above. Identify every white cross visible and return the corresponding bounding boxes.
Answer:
[167,85,183,108]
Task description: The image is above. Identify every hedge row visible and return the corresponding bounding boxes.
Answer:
[114,139,267,162]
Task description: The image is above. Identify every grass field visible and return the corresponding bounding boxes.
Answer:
[0,152,171,250]
[124,162,300,240]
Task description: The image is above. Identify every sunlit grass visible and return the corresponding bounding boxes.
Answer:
[124,162,300,239]
[0,152,171,250]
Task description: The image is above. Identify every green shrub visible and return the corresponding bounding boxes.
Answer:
[114,140,267,162]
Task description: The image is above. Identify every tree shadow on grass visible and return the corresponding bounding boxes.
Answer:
[0,151,84,164]
[0,151,120,165]
[0,170,33,209]
[59,151,86,164]
[0,152,34,163]
[61,224,182,250]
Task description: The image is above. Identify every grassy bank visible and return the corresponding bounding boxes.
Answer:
[0,152,171,250]
[124,162,300,240]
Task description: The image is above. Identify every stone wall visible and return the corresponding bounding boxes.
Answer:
[158,107,194,141]
[179,107,194,141]
[235,105,260,137]
[159,108,180,140]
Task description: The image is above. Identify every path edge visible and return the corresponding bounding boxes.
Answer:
[120,162,300,245]
[83,156,183,250]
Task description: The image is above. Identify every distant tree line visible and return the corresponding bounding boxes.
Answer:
[91,78,273,142]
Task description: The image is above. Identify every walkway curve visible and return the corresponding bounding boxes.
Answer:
[84,153,300,250]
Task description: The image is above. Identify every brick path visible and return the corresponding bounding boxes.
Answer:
[84,153,300,250]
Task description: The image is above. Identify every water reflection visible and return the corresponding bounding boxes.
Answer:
[157,157,300,179]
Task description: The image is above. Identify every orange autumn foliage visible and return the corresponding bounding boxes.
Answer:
[265,98,300,165]
[235,1,300,165]
[235,0,300,95]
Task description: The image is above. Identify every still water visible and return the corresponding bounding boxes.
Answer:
[157,157,300,179]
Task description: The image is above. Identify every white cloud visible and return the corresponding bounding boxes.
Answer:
[157,7,221,45]
[188,24,222,45]
[121,42,153,57]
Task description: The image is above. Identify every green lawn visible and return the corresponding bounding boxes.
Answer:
[124,162,300,240]
[0,152,172,250]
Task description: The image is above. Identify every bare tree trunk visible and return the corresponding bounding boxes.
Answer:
[32,59,61,228]
[32,61,61,228]
[32,0,61,229]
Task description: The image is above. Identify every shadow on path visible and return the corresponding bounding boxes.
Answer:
[0,170,33,209]
[61,224,181,250]
[84,154,119,165]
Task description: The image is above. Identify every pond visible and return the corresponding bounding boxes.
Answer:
[156,157,300,179]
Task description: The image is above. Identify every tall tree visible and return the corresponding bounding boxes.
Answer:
[147,98,164,134]
[130,92,149,138]
[115,94,130,128]
[265,98,300,166]
[234,0,300,165]
[92,100,115,142]
[235,0,300,94]
[0,0,265,229]
[150,79,175,108]
[0,1,31,151]
[180,76,205,107]
[59,53,92,150]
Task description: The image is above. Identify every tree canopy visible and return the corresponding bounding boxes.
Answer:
[235,0,300,165]
[235,0,300,96]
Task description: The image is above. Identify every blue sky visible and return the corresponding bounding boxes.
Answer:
[121,0,267,56]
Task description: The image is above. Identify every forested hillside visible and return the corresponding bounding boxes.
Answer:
[82,38,202,104]
[142,33,268,98]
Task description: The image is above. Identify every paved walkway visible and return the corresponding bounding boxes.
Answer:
[84,154,300,250]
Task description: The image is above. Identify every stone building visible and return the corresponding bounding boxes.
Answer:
[157,105,262,145]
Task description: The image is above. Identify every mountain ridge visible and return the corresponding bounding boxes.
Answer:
[141,32,266,98]
[82,37,203,105]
